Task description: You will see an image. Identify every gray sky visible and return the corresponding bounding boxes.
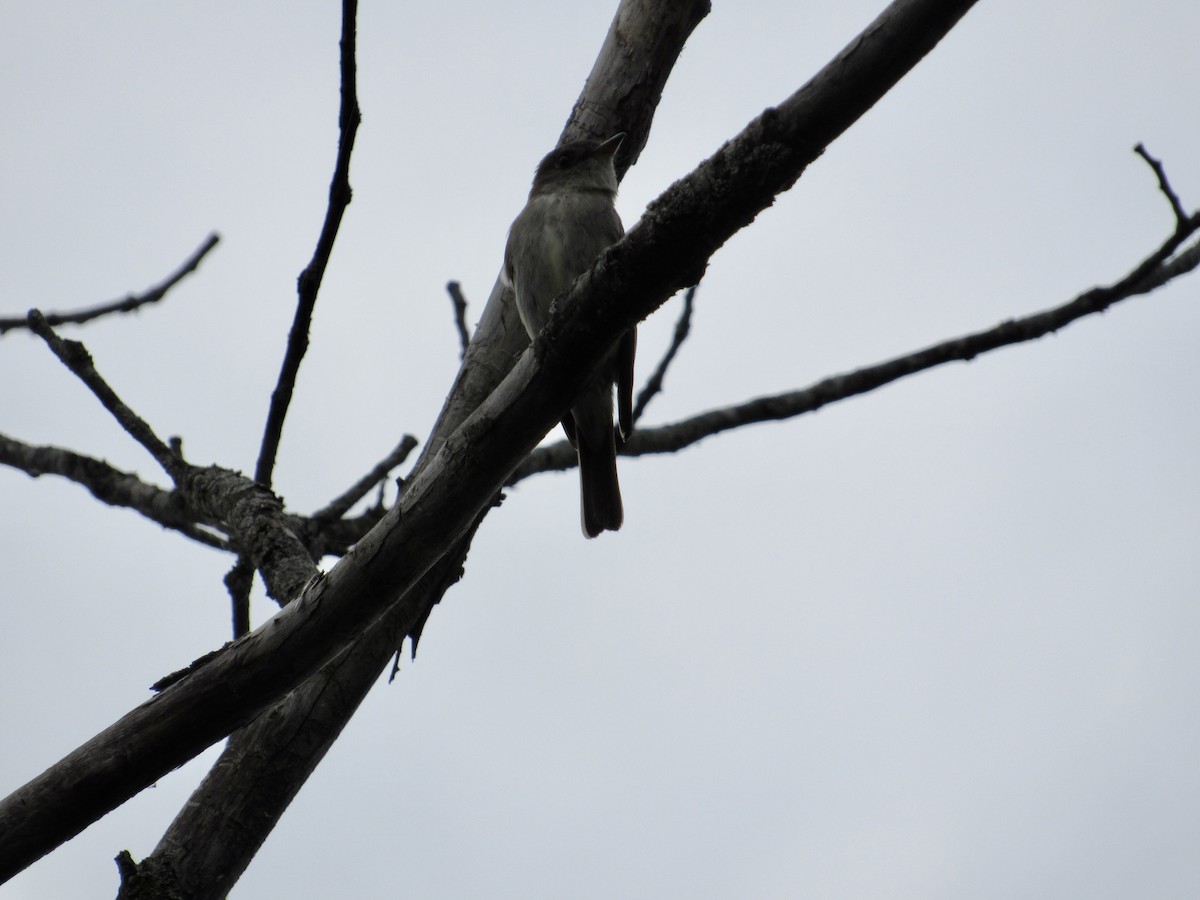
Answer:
[3,2,1200,897]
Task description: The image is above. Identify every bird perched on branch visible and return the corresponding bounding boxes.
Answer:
[503,133,636,538]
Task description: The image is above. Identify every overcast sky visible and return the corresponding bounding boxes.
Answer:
[4,2,1200,897]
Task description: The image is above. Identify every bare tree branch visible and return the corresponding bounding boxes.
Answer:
[25,307,318,606]
[1135,142,1188,228]
[254,0,361,491]
[446,280,471,359]
[24,311,317,603]
[26,312,186,482]
[225,558,254,639]
[0,432,227,551]
[1136,234,1200,291]
[0,429,380,564]
[632,284,696,425]
[310,434,419,523]
[0,234,220,335]
[636,239,1200,457]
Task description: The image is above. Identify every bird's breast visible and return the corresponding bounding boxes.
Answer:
[509,191,621,336]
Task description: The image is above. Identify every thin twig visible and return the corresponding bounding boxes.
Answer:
[225,558,255,639]
[1135,143,1188,228]
[0,233,220,335]
[26,311,186,482]
[255,0,361,490]
[310,434,419,522]
[632,284,696,425]
[446,281,471,359]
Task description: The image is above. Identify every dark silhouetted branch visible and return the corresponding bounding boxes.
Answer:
[0,234,220,335]
[632,284,696,426]
[254,0,361,491]
[446,281,471,359]
[0,432,226,550]
[1135,142,1188,228]
[225,558,255,639]
[26,312,185,481]
[310,434,419,522]
[626,221,1198,455]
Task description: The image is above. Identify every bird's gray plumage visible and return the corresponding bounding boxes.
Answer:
[503,134,636,537]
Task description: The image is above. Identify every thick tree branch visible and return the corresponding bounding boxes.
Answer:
[180,465,317,603]
[2,0,979,885]
[254,0,361,491]
[0,234,219,335]
[123,525,481,900]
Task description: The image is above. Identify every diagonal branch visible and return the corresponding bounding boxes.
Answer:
[309,434,419,522]
[1135,142,1188,228]
[0,234,220,335]
[632,284,696,425]
[26,312,186,482]
[633,225,1200,458]
[254,0,361,490]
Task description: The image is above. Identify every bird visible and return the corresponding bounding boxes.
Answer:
[502,133,637,538]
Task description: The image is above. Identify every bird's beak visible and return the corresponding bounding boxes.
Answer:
[594,132,625,158]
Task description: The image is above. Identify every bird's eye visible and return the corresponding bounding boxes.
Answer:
[556,152,574,169]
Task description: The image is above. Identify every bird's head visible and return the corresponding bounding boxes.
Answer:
[529,133,623,197]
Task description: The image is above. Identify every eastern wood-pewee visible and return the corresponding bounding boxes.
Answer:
[503,133,636,538]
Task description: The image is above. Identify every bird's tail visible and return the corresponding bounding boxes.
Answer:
[577,425,623,538]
